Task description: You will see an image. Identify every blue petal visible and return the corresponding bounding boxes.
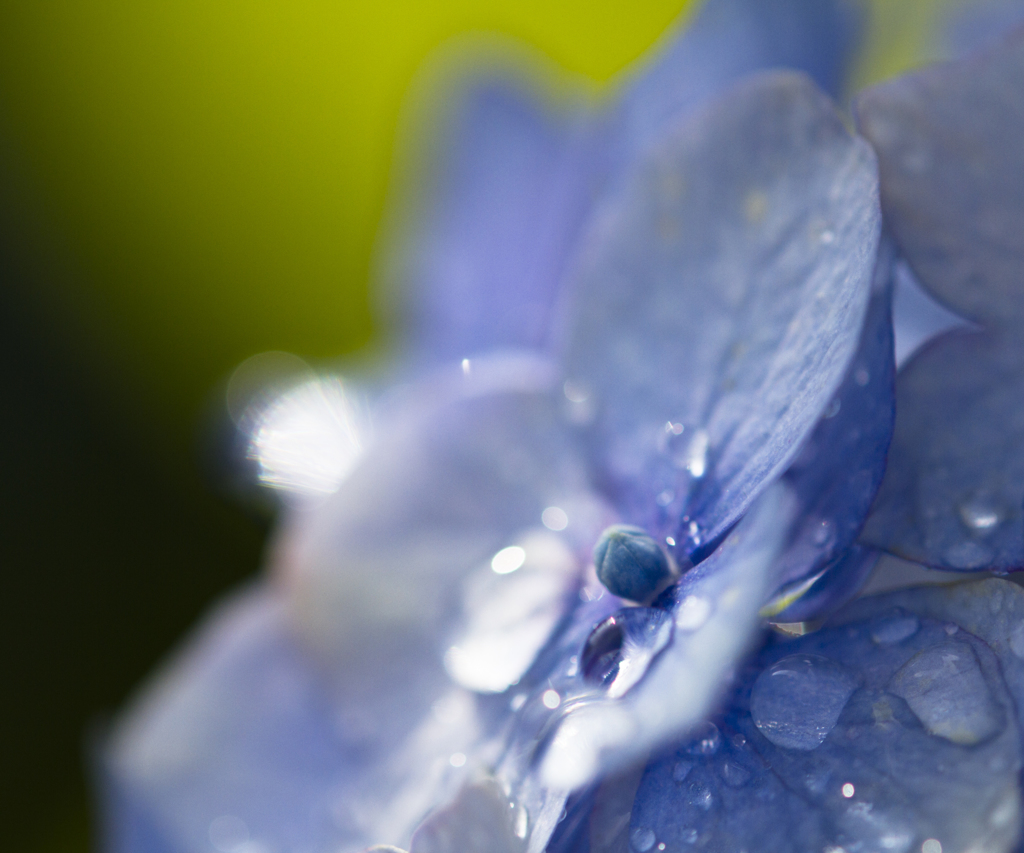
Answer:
[560,71,880,557]
[770,240,895,599]
[381,74,599,365]
[618,0,865,156]
[532,482,798,793]
[628,579,1024,853]
[861,329,1024,570]
[856,28,1024,329]
[102,588,379,853]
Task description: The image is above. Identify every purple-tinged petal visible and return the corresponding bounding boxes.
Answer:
[381,74,598,366]
[770,240,895,598]
[861,329,1024,570]
[856,28,1024,330]
[628,579,1024,853]
[560,71,880,557]
[618,0,865,157]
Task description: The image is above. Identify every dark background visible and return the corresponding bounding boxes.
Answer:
[0,3,689,849]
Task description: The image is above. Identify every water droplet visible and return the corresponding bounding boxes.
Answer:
[842,782,855,798]
[676,596,712,631]
[686,781,714,810]
[750,654,858,750]
[811,520,833,546]
[824,398,841,419]
[854,367,870,386]
[541,506,569,531]
[820,229,835,244]
[665,421,684,436]
[512,802,529,839]
[448,532,576,692]
[630,828,656,852]
[657,845,666,852]
[491,546,526,574]
[680,828,699,845]
[563,380,590,403]
[943,540,993,569]
[542,690,561,710]
[684,721,721,756]
[958,498,1002,535]
[209,815,249,853]
[510,694,526,711]
[665,536,676,547]
[672,760,694,782]
[593,525,673,603]
[581,607,673,698]
[656,489,674,507]
[921,840,941,853]
[449,752,466,767]
[461,358,472,376]
[719,761,752,787]
[889,640,1004,745]
[684,429,709,478]
[870,614,919,645]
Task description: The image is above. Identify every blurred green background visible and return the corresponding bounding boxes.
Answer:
[0,2,691,850]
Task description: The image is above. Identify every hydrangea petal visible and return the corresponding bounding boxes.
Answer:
[560,71,880,555]
[619,0,864,156]
[772,240,894,599]
[534,482,797,792]
[861,330,1024,570]
[629,579,1024,853]
[382,75,598,364]
[856,28,1024,329]
[102,587,384,853]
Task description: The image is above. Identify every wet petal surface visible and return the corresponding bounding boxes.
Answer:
[862,331,1024,570]
[561,71,879,556]
[629,580,1024,853]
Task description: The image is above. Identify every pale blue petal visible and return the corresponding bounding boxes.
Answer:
[856,28,1024,329]
[382,78,598,364]
[861,330,1024,570]
[629,579,1024,853]
[560,71,880,557]
[102,587,374,853]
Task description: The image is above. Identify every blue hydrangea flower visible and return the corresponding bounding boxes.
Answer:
[99,3,1024,852]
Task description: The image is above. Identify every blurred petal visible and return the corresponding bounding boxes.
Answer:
[619,0,865,156]
[857,27,1024,329]
[103,587,374,853]
[560,71,880,556]
[630,579,1024,852]
[891,258,969,368]
[862,330,1024,570]
[382,73,598,365]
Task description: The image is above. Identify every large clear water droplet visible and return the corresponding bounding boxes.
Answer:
[889,640,1004,745]
[445,530,577,693]
[409,778,528,853]
[750,654,858,750]
[581,607,673,698]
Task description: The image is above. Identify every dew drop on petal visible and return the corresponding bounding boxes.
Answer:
[842,783,855,799]
[719,761,752,787]
[683,721,721,756]
[942,540,993,569]
[750,654,858,750]
[889,641,1004,745]
[541,506,569,531]
[581,607,673,697]
[958,498,1003,535]
[672,760,694,783]
[870,614,919,645]
[630,827,656,852]
[686,781,714,811]
[542,690,561,710]
[675,595,712,632]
